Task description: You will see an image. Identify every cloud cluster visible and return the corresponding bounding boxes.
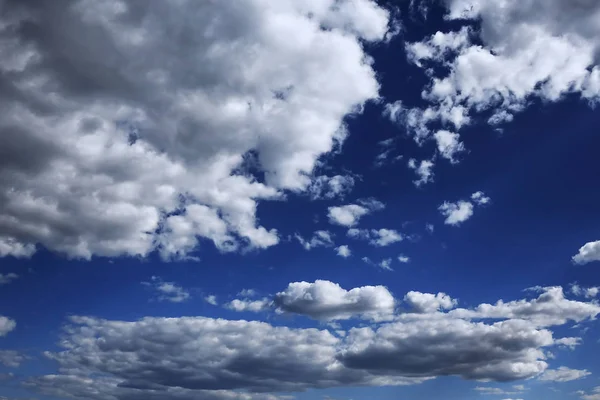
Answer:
[572,240,600,265]
[141,276,191,303]
[295,230,334,250]
[347,228,403,247]
[0,316,16,337]
[439,191,490,226]
[0,350,25,368]
[328,198,385,227]
[274,280,396,321]
[388,0,600,178]
[0,0,390,260]
[20,284,600,399]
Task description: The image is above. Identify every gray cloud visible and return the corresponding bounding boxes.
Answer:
[0,0,390,259]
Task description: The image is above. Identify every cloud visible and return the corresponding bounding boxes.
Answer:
[347,228,403,247]
[573,240,600,265]
[361,257,394,271]
[579,387,600,400]
[404,291,458,313]
[142,276,191,303]
[204,295,218,306]
[539,367,591,382]
[398,255,410,263]
[328,199,385,227]
[309,175,355,200]
[336,245,352,258]
[0,273,18,285]
[474,384,526,396]
[570,283,600,299]
[434,130,465,163]
[449,286,600,327]
[274,280,395,321]
[439,201,474,226]
[439,191,490,226]
[0,0,389,260]
[238,289,258,298]
[407,158,435,187]
[21,284,600,399]
[0,350,25,368]
[296,230,335,250]
[0,316,15,337]
[225,298,272,313]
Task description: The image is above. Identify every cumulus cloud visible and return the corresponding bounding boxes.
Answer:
[539,367,591,382]
[397,255,410,263]
[388,0,600,177]
[308,175,355,200]
[336,245,352,258]
[434,130,465,163]
[571,283,599,299]
[295,230,334,250]
[573,240,600,265]
[0,350,25,368]
[404,291,458,313]
[274,280,395,321]
[0,316,16,337]
[347,228,403,247]
[439,191,490,226]
[407,158,435,187]
[0,273,18,285]
[0,0,390,260]
[328,199,385,227]
[19,284,600,399]
[204,295,218,306]
[225,298,272,313]
[141,276,191,303]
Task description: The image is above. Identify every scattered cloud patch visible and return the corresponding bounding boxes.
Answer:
[398,255,410,263]
[408,158,435,187]
[0,350,25,368]
[439,192,490,226]
[336,245,352,258]
[204,295,218,306]
[142,276,191,303]
[0,317,16,337]
[539,367,591,382]
[347,228,403,247]
[226,298,272,313]
[309,175,355,200]
[328,199,385,227]
[404,291,458,313]
[296,230,335,250]
[0,273,18,285]
[573,240,600,265]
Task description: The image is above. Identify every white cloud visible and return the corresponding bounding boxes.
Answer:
[347,228,403,247]
[579,386,600,400]
[398,255,410,263]
[439,200,474,226]
[274,280,395,321]
[0,316,15,337]
[0,0,390,260]
[539,367,591,382]
[336,245,352,258]
[226,298,272,313]
[238,289,258,298]
[142,276,191,303]
[426,223,435,233]
[573,240,600,265]
[204,295,218,306]
[439,191,490,226]
[328,198,385,227]
[471,191,491,205]
[296,230,334,250]
[434,130,465,163]
[570,283,600,299]
[379,258,394,271]
[407,158,435,187]
[309,175,355,200]
[0,273,18,285]
[404,291,458,313]
[0,350,25,368]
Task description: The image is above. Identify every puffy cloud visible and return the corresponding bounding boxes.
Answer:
[308,175,355,200]
[407,158,435,187]
[225,298,272,313]
[449,286,600,327]
[347,228,403,247]
[141,276,191,303]
[336,245,352,258]
[471,191,491,206]
[439,201,474,226]
[434,130,465,163]
[0,0,389,260]
[328,199,385,227]
[274,280,395,321]
[539,367,591,382]
[0,273,18,285]
[398,255,410,263]
[570,283,599,299]
[579,387,600,400]
[573,240,600,265]
[0,316,16,337]
[296,230,334,250]
[21,285,600,399]
[439,191,490,226]
[0,350,25,368]
[204,295,218,306]
[404,291,458,313]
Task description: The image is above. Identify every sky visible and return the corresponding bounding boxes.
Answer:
[1,0,600,399]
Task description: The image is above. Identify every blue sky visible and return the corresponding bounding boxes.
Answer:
[1,1,600,399]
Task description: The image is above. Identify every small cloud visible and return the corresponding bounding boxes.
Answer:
[0,273,18,286]
[141,276,191,303]
[539,367,591,382]
[398,255,410,263]
[336,245,351,258]
[204,295,218,306]
[408,158,434,187]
